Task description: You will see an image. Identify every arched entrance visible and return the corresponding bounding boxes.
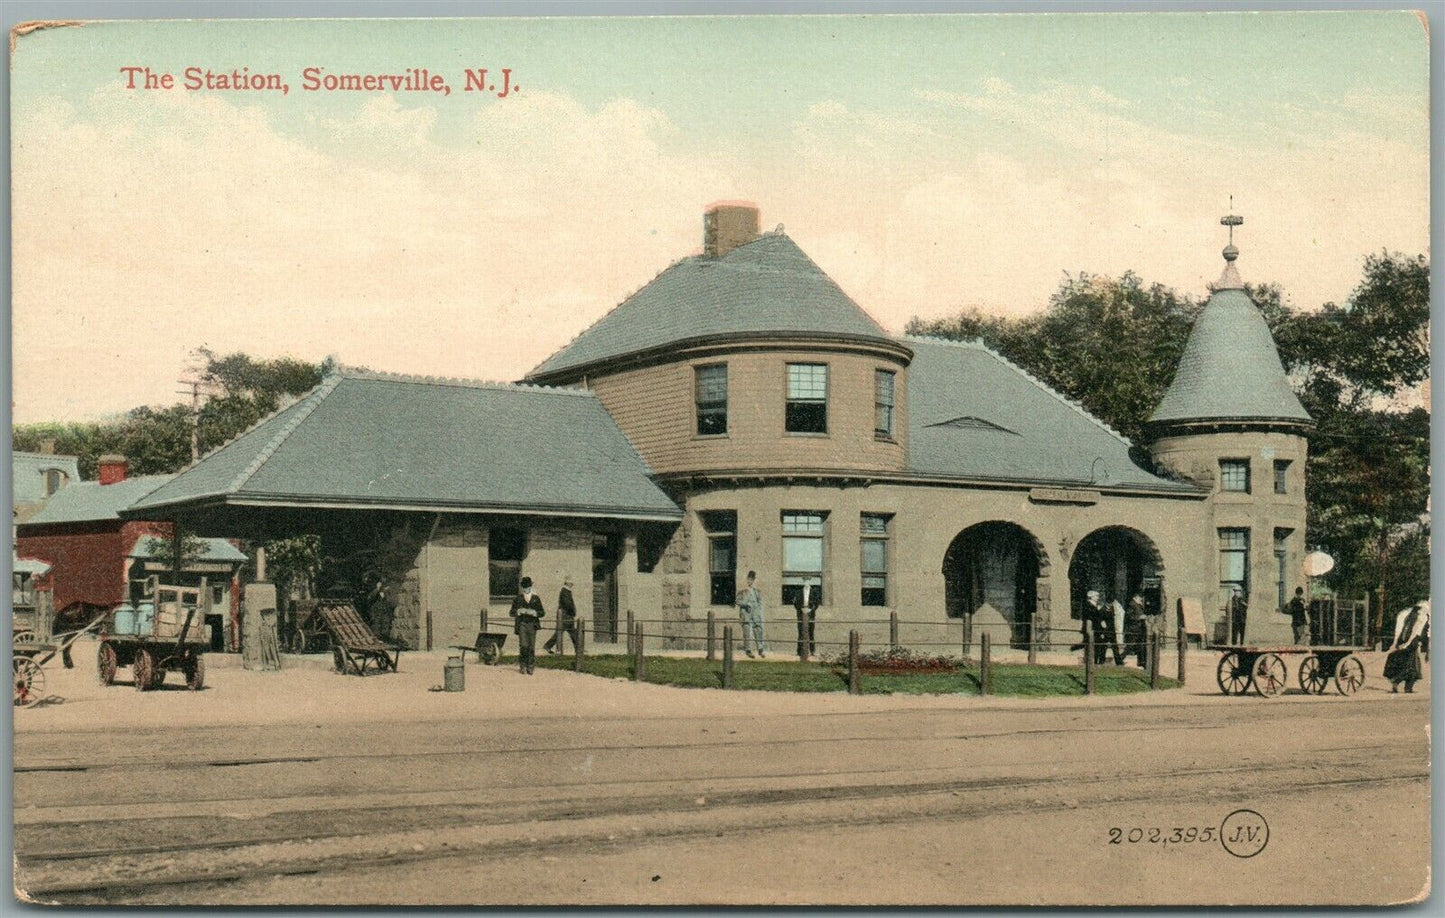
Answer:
[943,521,1048,648]
[1067,526,1164,618]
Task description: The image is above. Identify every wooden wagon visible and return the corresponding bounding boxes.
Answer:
[97,580,213,692]
[1214,645,1366,698]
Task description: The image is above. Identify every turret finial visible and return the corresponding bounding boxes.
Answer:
[1215,197,1244,289]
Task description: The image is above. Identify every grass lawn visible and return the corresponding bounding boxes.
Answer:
[517,653,1177,696]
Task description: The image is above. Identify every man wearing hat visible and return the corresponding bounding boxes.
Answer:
[544,575,579,655]
[1082,589,1115,665]
[510,576,546,674]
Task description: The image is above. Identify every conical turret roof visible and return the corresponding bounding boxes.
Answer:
[1149,245,1311,429]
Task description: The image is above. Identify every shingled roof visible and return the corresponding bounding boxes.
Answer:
[904,337,1199,493]
[1149,274,1311,428]
[24,475,172,524]
[526,231,901,381]
[124,373,682,521]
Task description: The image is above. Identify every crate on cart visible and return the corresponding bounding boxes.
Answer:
[97,577,213,692]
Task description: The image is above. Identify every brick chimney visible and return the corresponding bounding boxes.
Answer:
[38,438,56,455]
[98,455,129,485]
[703,202,760,257]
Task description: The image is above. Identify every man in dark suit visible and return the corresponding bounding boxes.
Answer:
[1228,587,1248,645]
[509,576,546,675]
[543,575,579,655]
[794,579,820,659]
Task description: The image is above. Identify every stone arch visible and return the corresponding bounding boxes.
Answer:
[1066,525,1165,621]
[943,521,1050,648]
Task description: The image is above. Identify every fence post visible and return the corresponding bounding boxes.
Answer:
[1084,622,1095,695]
[889,612,899,651]
[1176,624,1187,685]
[962,618,970,661]
[425,610,433,652]
[480,609,488,635]
[722,625,735,689]
[980,631,992,696]
[1027,613,1038,665]
[962,615,973,657]
[574,618,586,672]
[625,610,635,656]
[1149,632,1161,689]
[706,610,716,661]
[633,623,646,681]
[848,629,861,695]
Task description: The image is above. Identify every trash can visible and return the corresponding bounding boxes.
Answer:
[444,655,465,692]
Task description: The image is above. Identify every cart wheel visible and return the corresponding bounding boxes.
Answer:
[13,631,36,646]
[13,658,45,708]
[1252,653,1287,697]
[133,648,154,692]
[184,655,205,691]
[151,663,167,689]
[97,642,118,686]
[480,642,500,665]
[1335,655,1365,696]
[1216,652,1251,695]
[1297,654,1328,695]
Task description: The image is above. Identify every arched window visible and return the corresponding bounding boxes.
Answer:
[43,468,66,497]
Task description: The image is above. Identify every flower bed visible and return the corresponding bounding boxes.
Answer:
[826,647,962,675]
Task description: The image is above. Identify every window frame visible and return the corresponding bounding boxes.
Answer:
[1218,527,1250,602]
[694,363,729,437]
[1273,459,1291,495]
[42,468,65,497]
[1219,459,1251,494]
[701,511,738,606]
[488,527,527,601]
[781,510,827,606]
[860,513,891,607]
[874,370,896,439]
[784,363,829,435]
[1273,528,1291,612]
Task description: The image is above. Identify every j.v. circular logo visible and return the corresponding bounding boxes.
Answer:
[1220,809,1269,858]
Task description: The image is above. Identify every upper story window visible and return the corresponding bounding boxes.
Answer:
[1219,459,1251,493]
[489,527,526,600]
[785,363,828,434]
[1273,460,1290,495]
[874,370,896,438]
[1219,527,1250,600]
[43,468,66,497]
[695,364,728,436]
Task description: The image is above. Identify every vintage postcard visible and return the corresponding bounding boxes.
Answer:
[7,10,1432,907]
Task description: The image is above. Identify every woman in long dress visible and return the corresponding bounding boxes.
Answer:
[1383,600,1430,694]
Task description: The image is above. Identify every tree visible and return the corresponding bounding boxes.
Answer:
[264,535,323,607]
[142,526,209,575]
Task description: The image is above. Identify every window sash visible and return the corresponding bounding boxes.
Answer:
[1274,460,1289,494]
[783,537,824,574]
[861,539,888,574]
[874,371,896,436]
[786,364,828,401]
[782,512,825,534]
[1220,460,1250,492]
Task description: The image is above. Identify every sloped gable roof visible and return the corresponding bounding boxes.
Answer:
[904,337,1198,493]
[527,232,897,380]
[126,373,682,521]
[1150,287,1311,426]
[23,475,172,525]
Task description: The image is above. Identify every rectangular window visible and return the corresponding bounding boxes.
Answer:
[782,511,826,605]
[1274,528,1291,611]
[1219,528,1250,601]
[1274,459,1290,495]
[785,363,828,434]
[874,370,896,438]
[489,527,526,600]
[1220,459,1251,493]
[701,511,737,606]
[860,513,891,606]
[695,364,728,436]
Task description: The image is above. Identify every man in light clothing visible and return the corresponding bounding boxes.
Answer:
[737,570,766,658]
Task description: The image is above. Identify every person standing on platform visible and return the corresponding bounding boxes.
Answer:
[543,576,578,655]
[737,571,766,658]
[1384,600,1430,694]
[794,578,820,659]
[1287,587,1309,645]
[510,576,546,675]
[1228,587,1248,645]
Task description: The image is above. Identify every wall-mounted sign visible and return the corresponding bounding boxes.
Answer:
[1029,488,1100,505]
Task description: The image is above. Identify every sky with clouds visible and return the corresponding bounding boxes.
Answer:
[10,13,1429,423]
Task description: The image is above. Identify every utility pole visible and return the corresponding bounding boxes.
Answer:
[176,374,204,463]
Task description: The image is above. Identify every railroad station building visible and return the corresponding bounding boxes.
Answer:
[121,203,1309,651]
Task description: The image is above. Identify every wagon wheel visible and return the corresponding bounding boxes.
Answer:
[480,641,501,665]
[13,658,45,708]
[1216,652,1251,695]
[132,647,154,692]
[1252,653,1288,697]
[1297,654,1329,695]
[1335,655,1365,696]
[97,642,118,686]
[183,655,205,691]
[150,661,168,689]
[13,631,36,646]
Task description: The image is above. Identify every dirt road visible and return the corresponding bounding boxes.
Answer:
[12,649,1431,906]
